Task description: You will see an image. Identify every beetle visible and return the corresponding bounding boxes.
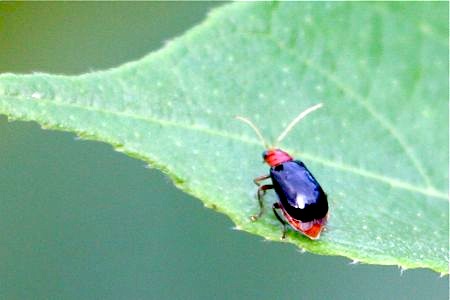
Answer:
[236,103,328,240]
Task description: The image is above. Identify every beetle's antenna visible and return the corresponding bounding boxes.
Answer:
[235,116,270,149]
[275,103,323,145]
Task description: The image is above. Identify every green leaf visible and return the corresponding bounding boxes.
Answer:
[0,2,448,273]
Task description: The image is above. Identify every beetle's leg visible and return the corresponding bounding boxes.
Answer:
[273,202,287,239]
[250,184,273,221]
[253,174,270,186]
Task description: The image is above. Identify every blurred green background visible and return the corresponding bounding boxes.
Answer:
[0,3,447,299]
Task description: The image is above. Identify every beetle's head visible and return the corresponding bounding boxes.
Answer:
[262,148,293,167]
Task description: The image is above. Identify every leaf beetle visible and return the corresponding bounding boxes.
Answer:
[236,103,329,239]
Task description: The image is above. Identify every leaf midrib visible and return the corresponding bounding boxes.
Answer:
[4,94,448,200]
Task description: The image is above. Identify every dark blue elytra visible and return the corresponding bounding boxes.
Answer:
[270,160,328,222]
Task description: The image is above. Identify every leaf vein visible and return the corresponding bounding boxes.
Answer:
[1,95,447,200]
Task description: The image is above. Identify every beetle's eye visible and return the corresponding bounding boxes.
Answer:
[262,150,268,159]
